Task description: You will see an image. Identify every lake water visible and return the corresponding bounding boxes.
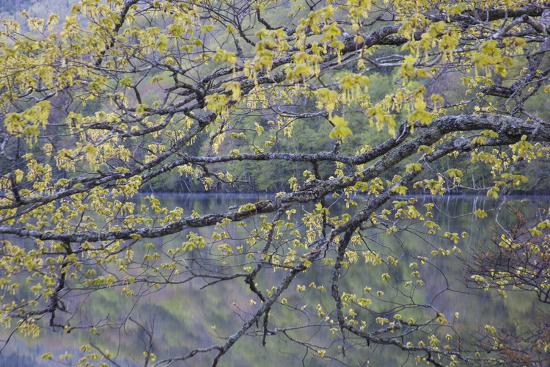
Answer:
[1,194,548,366]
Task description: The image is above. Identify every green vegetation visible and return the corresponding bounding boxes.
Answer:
[0,1,549,366]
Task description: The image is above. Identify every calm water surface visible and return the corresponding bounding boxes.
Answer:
[1,194,548,366]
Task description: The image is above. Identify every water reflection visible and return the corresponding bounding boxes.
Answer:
[1,194,548,367]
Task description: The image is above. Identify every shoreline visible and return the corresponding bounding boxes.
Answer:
[137,191,550,199]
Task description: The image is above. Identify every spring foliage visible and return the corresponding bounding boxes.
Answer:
[0,0,549,366]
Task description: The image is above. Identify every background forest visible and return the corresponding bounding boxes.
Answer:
[2,0,549,193]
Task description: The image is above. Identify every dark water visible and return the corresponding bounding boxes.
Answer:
[1,194,548,367]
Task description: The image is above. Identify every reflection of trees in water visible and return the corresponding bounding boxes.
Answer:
[4,195,545,367]
[0,353,37,367]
